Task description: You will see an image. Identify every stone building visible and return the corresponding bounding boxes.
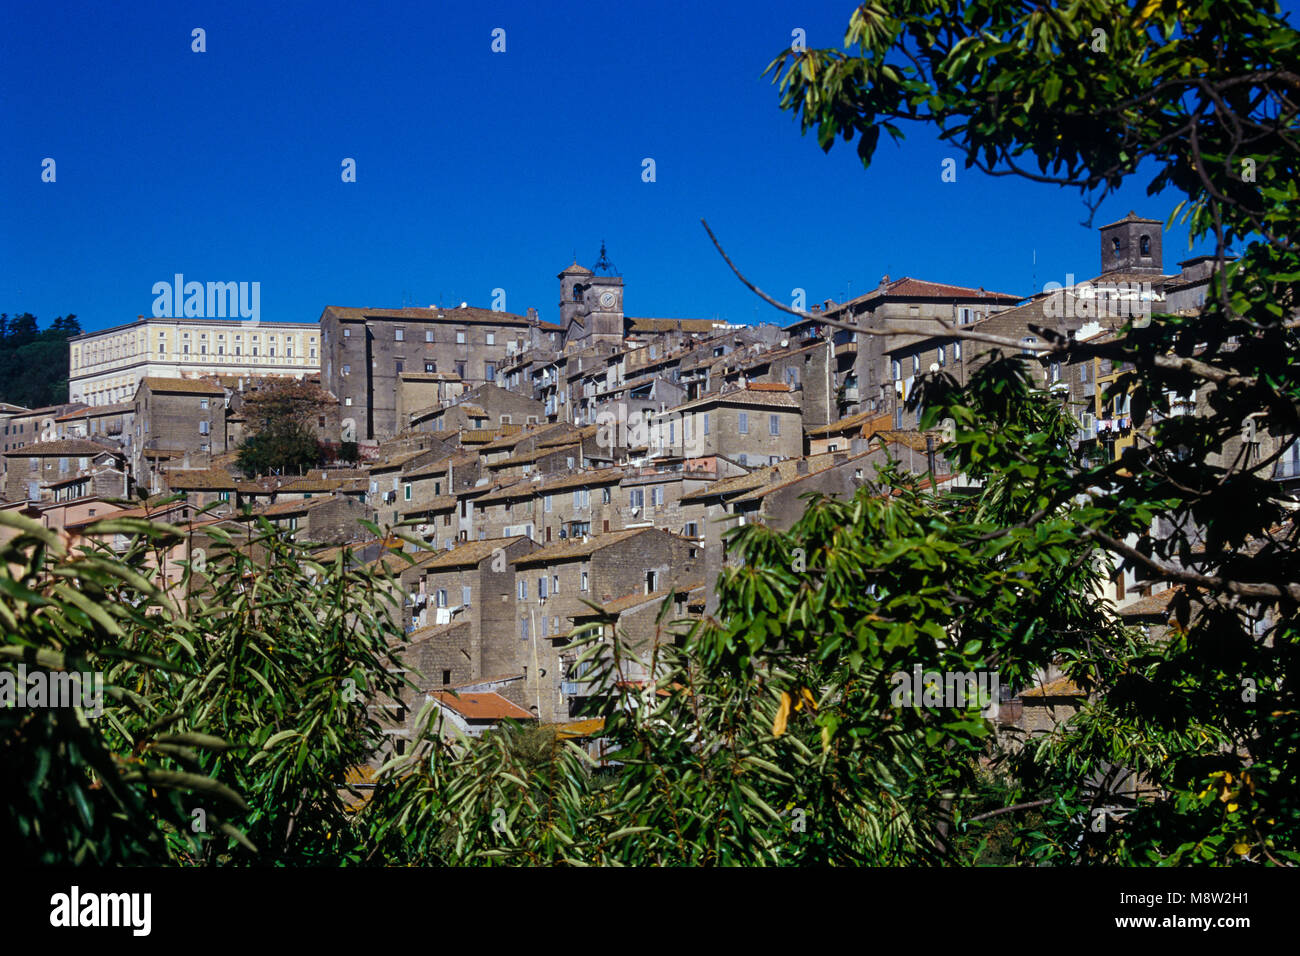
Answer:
[511,527,701,721]
[2,439,127,503]
[68,316,320,407]
[319,305,560,442]
[133,377,229,478]
[664,385,803,465]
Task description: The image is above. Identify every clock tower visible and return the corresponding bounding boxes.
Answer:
[560,242,624,348]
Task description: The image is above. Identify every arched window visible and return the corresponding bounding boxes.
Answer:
[1112,237,1121,256]
[1139,235,1151,256]
[572,284,584,302]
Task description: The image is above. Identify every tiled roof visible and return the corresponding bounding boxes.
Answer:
[807,410,891,438]
[672,387,800,413]
[430,690,534,721]
[680,452,842,501]
[412,535,530,570]
[534,467,626,493]
[55,402,134,421]
[321,304,531,325]
[513,527,677,566]
[2,439,121,458]
[1117,587,1181,619]
[574,580,705,618]
[369,449,428,471]
[141,377,226,395]
[625,317,729,333]
[162,468,238,490]
[399,494,458,515]
[1020,676,1086,699]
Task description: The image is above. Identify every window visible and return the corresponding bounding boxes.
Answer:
[738,453,748,466]
[436,588,447,607]
[937,346,946,367]
[1140,235,1151,256]
[485,361,495,380]
[540,616,548,638]
[769,414,779,436]
[629,488,644,508]
[551,575,559,594]
[703,412,709,436]
[892,359,901,380]
[684,521,698,538]
[199,398,209,410]
[199,421,210,435]
[520,618,530,640]
[486,332,495,345]
[580,571,589,591]
[954,341,961,360]
[59,457,69,473]
[344,397,353,406]
[455,361,466,378]
[395,360,404,374]
[518,580,528,600]
[738,412,748,434]
[1021,336,1037,355]
[912,355,920,374]
[601,487,611,504]
[786,367,799,387]
[538,577,548,599]
[1080,362,1090,383]
[456,330,466,345]
[544,493,552,513]
[404,483,412,501]
[959,307,974,325]
[462,585,472,606]
[442,669,451,685]
[645,570,658,593]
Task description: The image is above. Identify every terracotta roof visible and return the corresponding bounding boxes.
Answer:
[672,387,799,413]
[574,580,704,618]
[430,690,534,721]
[534,467,626,493]
[162,468,238,490]
[680,452,842,501]
[495,443,580,467]
[412,535,530,570]
[820,278,1022,316]
[55,402,133,421]
[398,494,458,515]
[321,304,532,326]
[625,317,730,333]
[276,477,346,493]
[1020,676,1086,699]
[746,382,793,392]
[369,449,429,471]
[256,496,340,517]
[2,439,120,458]
[559,261,593,277]
[513,527,677,567]
[1117,587,1181,619]
[807,410,892,438]
[141,377,226,395]
[537,425,594,448]
[553,717,606,739]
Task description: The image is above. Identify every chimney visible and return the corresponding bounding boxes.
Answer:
[527,307,538,321]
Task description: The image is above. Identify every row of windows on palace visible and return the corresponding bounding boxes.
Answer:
[75,331,318,368]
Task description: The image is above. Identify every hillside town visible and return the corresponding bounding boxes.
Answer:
[3,217,1293,760]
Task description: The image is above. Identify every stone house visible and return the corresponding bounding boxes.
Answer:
[132,377,229,478]
[2,439,127,503]
[511,527,701,722]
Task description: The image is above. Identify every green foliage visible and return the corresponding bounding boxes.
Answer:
[1,509,410,864]
[0,313,80,409]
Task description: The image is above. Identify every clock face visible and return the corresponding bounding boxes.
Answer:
[599,291,617,309]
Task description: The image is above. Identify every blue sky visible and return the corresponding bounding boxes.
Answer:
[2,0,1292,334]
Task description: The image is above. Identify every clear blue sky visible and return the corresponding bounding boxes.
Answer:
[3,0,1291,334]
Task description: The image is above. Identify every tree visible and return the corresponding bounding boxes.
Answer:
[741,0,1299,864]
[236,380,333,477]
[0,313,81,409]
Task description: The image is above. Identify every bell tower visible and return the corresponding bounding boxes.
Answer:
[559,242,624,348]
[1100,210,1163,275]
